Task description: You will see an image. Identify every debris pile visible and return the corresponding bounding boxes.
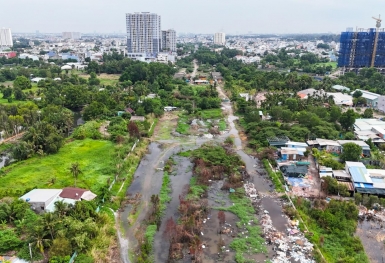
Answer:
[243,183,315,263]
[244,182,259,201]
[358,205,385,222]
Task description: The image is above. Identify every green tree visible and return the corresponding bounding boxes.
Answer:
[352,90,363,98]
[2,87,12,99]
[13,76,32,90]
[362,108,373,118]
[13,88,26,101]
[329,106,341,122]
[0,229,22,253]
[341,143,362,162]
[82,101,109,121]
[339,109,356,131]
[88,72,100,86]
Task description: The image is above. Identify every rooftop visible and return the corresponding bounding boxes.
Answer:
[332,85,350,92]
[20,189,62,203]
[59,187,87,200]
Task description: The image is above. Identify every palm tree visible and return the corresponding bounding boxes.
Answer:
[54,200,68,218]
[30,226,50,258]
[43,212,57,240]
[69,162,82,187]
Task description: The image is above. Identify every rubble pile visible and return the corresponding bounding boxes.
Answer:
[243,183,316,263]
[268,214,315,263]
[358,205,385,222]
[244,182,259,201]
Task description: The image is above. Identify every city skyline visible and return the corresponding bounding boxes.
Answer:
[1,0,384,34]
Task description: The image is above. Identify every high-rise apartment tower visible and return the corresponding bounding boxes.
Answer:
[126,12,161,56]
[161,29,176,52]
[338,28,385,72]
[0,28,13,48]
[214,32,226,45]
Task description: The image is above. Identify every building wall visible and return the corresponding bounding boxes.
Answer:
[214,32,225,45]
[0,28,13,47]
[377,96,385,112]
[29,201,46,214]
[126,12,161,55]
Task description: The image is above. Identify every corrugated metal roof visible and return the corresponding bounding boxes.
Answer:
[349,166,370,183]
[338,181,354,191]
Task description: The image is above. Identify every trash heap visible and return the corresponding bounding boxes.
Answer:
[243,183,315,263]
[358,205,385,222]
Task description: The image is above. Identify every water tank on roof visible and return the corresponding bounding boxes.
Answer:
[26,198,30,202]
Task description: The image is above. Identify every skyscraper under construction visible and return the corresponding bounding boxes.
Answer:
[338,17,385,72]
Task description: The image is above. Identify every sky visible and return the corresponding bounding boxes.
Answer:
[1,0,385,34]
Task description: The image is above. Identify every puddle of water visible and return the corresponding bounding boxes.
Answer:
[260,197,288,233]
[154,156,194,262]
[0,153,11,169]
[118,142,180,263]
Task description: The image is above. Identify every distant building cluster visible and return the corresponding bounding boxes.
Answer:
[125,12,176,59]
[0,28,13,48]
[62,32,82,40]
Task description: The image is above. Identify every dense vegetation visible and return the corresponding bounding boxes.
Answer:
[289,198,369,263]
[0,198,115,262]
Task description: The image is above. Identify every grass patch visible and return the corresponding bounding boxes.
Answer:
[219,119,227,131]
[0,143,12,153]
[159,172,172,212]
[176,115,190,134]
[262,159,285,193]
[178,150,192,157]
[186,176,207,200]
[0,139,115,195]
[0,93,29,105]
[199,108,223,119]
[155,118,174,140]
[219,188,267,262]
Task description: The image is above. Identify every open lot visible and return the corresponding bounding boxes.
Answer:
[0,139,115,194]
[79,73,120,86]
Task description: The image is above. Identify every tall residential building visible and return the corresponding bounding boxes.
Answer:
[161,29,176,52]
[214,32,226,45]
[0,28,13,48]
[62,32,82,40]
[126,12,161,56]
[338,28,385,71]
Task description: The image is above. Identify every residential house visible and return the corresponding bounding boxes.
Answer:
[21,188,97,214]
[337,140,371,156]
[280,147,304,161]
[211,72,223,83]
[326,92,353,106]
[345,162,385,195]
[307,138,341,153]
[20,189,62,214]
[351,90,381,107]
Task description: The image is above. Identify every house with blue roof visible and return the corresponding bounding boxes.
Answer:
[346,161,385,195]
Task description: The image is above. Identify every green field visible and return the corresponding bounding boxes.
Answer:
[314,61,338,69]
[0,93,28,105]
[0,139,115,193]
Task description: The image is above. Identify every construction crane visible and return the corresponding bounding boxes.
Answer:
[371,15,382,67]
